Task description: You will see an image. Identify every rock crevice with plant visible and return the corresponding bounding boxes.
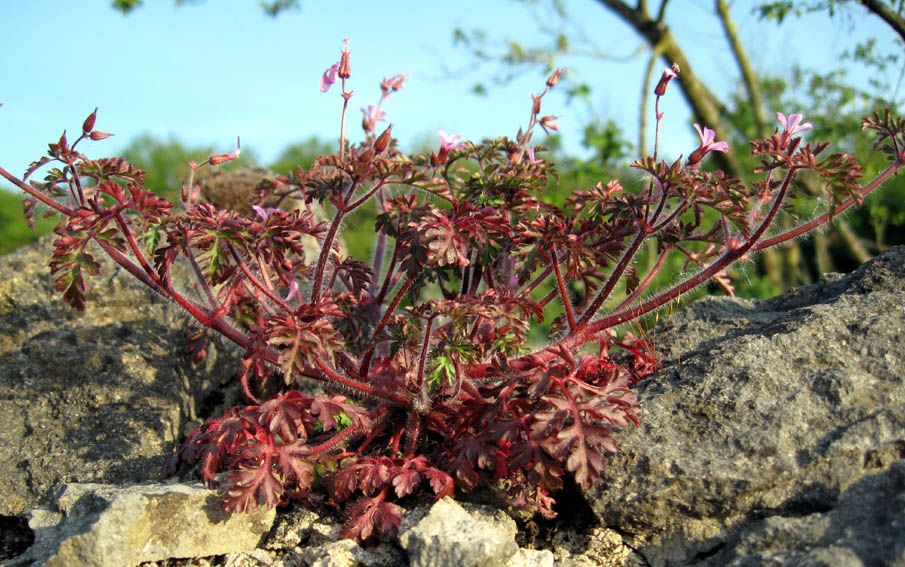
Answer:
[0,38,903,544]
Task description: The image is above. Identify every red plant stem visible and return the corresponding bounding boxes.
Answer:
[520,266,553,296]
[512,167,803,371]
[414,316,435,390]
[314,358,410,406]
[339,78,350,161]
[610,245,671,315]
[753,156,905,250]
[302,420,363,457]
[0,165,74,216]
[310,208,346,304]
[347,179,389,211]
[577,188,673,327]
[404,410,423,456]
[229,244,293,313]
[538,288,558,308]
[577,230,647,327]
[370,230,388,297]
[111,210,165,287]
[359,274,415,377]
[585,166,800,332]
[375,241,401,303]
[185,247,219,309]
[653,95,663,162]
[549,243,576,332]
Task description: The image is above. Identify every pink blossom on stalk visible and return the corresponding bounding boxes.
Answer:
[687,124,729,167]
[252,204,280,222]
[380,74,408,99]
[320,62,340,93]
[284,279,299,302]
[777,112,812,137]
[526,148,543,164]
[361,105,386,133]
[654,63,680,96]
[320,38,351,92]
[438,130,466,151]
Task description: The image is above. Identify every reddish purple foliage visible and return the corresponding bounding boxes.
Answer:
[2,53,903,543]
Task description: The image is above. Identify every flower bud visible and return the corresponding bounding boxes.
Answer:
[374,125,392,153]
[89,131,113,141]
[82,108,98,134]
[338,38,351,79]
[546,67,568,88]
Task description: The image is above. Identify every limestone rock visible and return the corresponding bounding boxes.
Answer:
[398,497,519,567]
[6,482,275,567]
[586,246,905,566]
[0,235,241,517]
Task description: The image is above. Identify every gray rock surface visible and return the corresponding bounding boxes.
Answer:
[0,234,241,517]
[587,246,905,566]
[5,482,275,567]
[398,497,520,567]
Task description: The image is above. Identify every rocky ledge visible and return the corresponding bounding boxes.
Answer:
[1,236,902,567]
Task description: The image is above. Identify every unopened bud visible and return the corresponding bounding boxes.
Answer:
[82,108,98,134]
[338,38,351,79]
[374,125,392,153]
[546,67,567,88]
[532,95,541,115]
[89,131,113,141]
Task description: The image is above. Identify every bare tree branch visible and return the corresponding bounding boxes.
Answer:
[715,0,768,136]
[595,0,738,175]
[860,0,905,43]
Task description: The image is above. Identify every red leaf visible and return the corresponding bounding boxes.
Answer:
[424,468,454,498]
[257,390,313,443]
[223,459,284,513]
[390,467,421,498]
[277,440,315,489]
[339,495,404,541]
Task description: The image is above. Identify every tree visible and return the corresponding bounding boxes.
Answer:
[111,0,300,17]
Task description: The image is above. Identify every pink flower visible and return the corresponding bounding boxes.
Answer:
[321,38,351,93]
[438,130,466,151]
[361,105,386,133]
[381,74,408,99]
[654,63,680,96]
[320,62,340,93]
[777,112,812,137]
[252,204,280,221]
[687,124,729,167]
[526,148,543,164]
[284,279,299,302]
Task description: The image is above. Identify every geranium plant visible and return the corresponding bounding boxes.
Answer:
[1,40,903,541]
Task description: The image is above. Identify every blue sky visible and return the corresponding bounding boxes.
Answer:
[1,1,899,183]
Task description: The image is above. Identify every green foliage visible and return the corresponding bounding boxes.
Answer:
[112,0,300,17]
[0,189,58,255]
